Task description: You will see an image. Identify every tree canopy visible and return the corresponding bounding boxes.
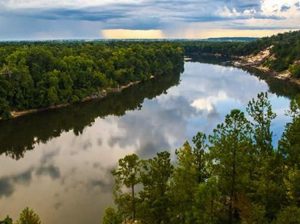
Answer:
[0,42,184,119]
[104,92,300,224]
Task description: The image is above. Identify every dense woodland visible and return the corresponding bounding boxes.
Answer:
[182,30,300,77]
[0,42,183,119]
[103,93,300,224]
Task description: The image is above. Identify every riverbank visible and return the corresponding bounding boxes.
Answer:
[233,46,300,87]
[8,78,152,119]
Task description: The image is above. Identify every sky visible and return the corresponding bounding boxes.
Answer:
[0,0,299,40]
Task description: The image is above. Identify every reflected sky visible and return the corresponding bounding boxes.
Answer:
[0,62,293,224]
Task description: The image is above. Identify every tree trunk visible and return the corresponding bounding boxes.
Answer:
[229,145,237,224]
[131,184,136,220]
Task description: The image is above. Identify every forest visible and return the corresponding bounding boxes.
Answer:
[0,42,183,119]
[102,93,300,224]
[182,30,300,77]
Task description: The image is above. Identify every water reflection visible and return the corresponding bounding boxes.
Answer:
[0,71,181,160]
[0,62,298,224]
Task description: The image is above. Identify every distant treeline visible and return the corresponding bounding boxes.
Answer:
[0,42,184,119]
[182,30,300,77]
[104,93,300,224]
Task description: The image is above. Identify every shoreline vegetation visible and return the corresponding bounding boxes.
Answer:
[0,42,184,120]
[1,30,299,120]
[9,79,144,119]
[233,47,300,87]
[183,30,300,88]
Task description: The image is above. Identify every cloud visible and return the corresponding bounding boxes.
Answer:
[89,178,113,193]
[281,5,291,12]
[107,96,197,157]
[0,0,299,39]
[0,162,60,198]
[191,92,228,113]
[41,148,60,164]
[0,177,14,197]
[0,168,33,198]
[36,165,61,180]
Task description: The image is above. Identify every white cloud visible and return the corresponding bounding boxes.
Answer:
[261,0,300,15]
[191,92,228,113]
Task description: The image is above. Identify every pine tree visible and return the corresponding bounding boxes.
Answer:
[139,151,173,224]
[169,141,198,224]
[112,154,141,221]
[209,109,253,224]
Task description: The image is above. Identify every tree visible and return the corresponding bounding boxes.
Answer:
[209,109,253,224]
[246,92,276,154]
[192,132,208,183]
[169,141,198,224]
[113,154,141,221]
[0,216,13,224]
[279,97,300,168]
[103,92,300,224]
[102,207,122,224]
[15,207,41,224]
[193,177,223,224]
[279,97,300,206]
[139,151,173,224]
[289,63,300,78]
[0,98,11,119]
[247,93,285,221]
[274,206,300,224]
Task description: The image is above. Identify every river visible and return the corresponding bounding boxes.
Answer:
[0,60,299,223]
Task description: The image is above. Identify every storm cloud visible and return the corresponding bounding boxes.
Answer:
[0,0,299,39]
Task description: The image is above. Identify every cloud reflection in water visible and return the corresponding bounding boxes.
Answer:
[0,62,293,224]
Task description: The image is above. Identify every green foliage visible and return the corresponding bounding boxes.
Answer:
[289,64,300,78]
[170,142,199,224]
[192,132,208,183]
[15,207,41,224]
[182,30,300,74]
[274,206,300,224]
[0,42,184,119]
[193,177,223,224]
[279,97,300,207]
[209,109,253,223]
[247,92,276,153]
[106,92,300,224]
[113,154,141,221]
[139,152,173,224]
[102,207,122,224]
[0,216,13,224]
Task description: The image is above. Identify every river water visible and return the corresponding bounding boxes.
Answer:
[0,61,299,223]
